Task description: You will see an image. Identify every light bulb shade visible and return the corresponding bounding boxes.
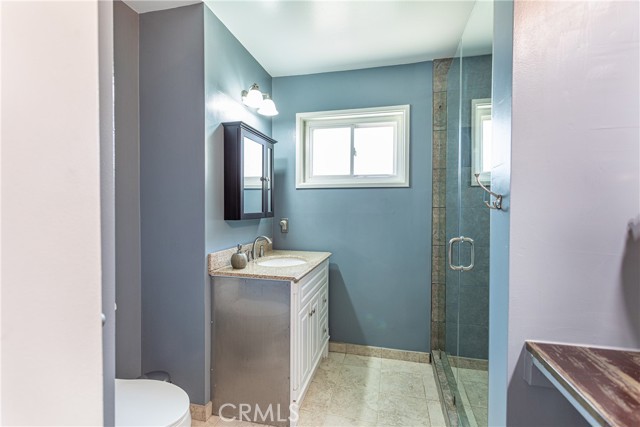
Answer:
[243,83,264,108]
[258,96,278,116]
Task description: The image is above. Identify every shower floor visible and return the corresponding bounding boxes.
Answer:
[455,368,488,427]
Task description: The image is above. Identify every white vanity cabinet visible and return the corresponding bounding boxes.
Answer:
[292,260,329,403]
[211,255,329,427]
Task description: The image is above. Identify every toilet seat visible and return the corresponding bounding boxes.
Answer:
[115,379,191,427]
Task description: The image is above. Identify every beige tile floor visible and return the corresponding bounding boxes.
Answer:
[194,352,448,427]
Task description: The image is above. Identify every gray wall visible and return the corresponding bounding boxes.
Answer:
[272,63,433,352]
[445,54,492,360]
[505,0,640,425]
[114,0,141,380]
[139,4,207,403]
[100,1,116,425]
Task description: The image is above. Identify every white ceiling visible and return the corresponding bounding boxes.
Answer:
[123,0,201,14]
[459,0,494,57]
[123,0,493,78]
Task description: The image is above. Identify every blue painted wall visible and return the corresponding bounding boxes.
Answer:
[488,2,512,425]
[272,63,433,352]
[139,4,274,404]
[203,7,273,256]
[445,55,492,360]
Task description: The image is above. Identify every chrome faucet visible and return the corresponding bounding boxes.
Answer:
[252,235,272,260]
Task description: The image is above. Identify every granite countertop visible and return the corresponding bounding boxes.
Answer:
[526,341,640,427]
[209,250,331,283]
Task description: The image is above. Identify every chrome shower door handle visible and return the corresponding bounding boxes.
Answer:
[448,237,463,271]
[448,236,475,271]
[459,236,474,271]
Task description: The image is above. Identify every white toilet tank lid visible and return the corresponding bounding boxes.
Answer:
[115,379,190,427]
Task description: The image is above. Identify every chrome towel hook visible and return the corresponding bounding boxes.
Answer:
[474,173,503,210]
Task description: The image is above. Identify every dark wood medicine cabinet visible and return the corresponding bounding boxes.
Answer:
[222,122,276,220]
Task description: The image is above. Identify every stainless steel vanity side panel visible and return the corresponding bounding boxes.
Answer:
[212,277,291,426]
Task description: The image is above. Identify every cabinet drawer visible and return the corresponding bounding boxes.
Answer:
[298,261,328,307]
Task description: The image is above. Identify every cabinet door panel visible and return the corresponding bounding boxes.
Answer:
[298,302,312,385]
[310,298,320,363]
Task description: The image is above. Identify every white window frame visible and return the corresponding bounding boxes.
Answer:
[471,98,492,186]
[296,105,410,189]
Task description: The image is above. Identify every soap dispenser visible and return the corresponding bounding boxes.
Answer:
[230,244,248,269]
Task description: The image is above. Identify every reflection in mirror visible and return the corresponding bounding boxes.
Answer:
[471,98,492,186]
[243,137,263,213]
[266,147,273,213]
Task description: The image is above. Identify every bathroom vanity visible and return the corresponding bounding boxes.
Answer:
[209,250,331,427]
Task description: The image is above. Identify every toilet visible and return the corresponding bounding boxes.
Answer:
[115,379,191,427]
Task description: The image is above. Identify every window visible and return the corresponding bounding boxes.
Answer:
[296,105,410,188]
[471,99,492,186]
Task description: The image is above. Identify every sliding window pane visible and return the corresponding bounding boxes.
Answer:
[353,126,395,175]
[311,127,351,176]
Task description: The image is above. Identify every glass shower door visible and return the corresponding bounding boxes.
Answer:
[441,1,493,426]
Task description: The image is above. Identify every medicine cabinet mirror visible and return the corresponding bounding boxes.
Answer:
[222,122,276,220]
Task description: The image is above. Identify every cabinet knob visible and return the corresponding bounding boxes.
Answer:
[323,297,327,304]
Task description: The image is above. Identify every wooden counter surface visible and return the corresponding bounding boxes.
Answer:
[526,341,640,427]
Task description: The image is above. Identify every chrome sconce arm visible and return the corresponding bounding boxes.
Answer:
[474,173,503,210]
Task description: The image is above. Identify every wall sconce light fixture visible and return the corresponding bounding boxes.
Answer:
[258,94,278,117]
[241,83,278,116]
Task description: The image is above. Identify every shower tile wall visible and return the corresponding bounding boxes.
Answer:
[445,55,492,360]
[431,58,452,351]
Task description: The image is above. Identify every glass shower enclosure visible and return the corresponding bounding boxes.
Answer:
[432,1,493,426]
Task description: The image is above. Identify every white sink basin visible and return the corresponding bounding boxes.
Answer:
[257,257,307,267]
